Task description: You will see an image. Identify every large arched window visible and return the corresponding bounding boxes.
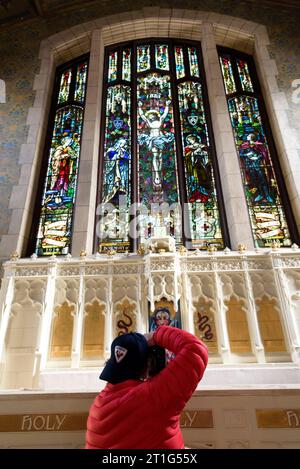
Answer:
[28,55,89,256]
[96,40,229,253]
[218,47,297,248]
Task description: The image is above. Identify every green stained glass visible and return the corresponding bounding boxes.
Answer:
[137,45,150,73]
[74,62,88,102]
[137,73,180,244]
[100,85,131,253]
[228,95,291,247]
[58,68,72,103]
[188,47,199,77]
[35,58,88,256]
[175,46,185,79]
[219,56,236,95]
[178,81,224,249]
[155,44,169,70]
[108,51,118,82]
[237,59,254,92]
[122,49,131,81]
[36,107,83,256]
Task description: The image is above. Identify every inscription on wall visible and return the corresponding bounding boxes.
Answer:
[0,410,213,432]
[256,409,300,428]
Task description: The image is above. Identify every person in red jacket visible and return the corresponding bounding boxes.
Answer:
[85,325,208,449]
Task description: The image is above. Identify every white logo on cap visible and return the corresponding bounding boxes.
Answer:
[115,345,128,363]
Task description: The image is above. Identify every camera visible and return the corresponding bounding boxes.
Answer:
[147,345,166,377]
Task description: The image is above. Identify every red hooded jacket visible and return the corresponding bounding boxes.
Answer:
[85,325,208,449]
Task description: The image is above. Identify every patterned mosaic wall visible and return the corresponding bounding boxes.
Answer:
[0,0,299,256]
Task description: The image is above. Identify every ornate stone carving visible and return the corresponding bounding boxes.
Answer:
[15,267,48,277]
[58,266,81,276]
[186,261,214,272]
[207,245,217,254]
[150,260,175,271]
[279,257,300,268]
[10,251,20,261]
[113,264,140,275]
[85,265,109,275]
[146,235,176,253]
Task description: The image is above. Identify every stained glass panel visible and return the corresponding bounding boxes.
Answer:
[122,49,131,81]
[35,106,83,256]
[237,59,254,92]
[178,81,224,249]
[74,62,88,102]
[188,47,200,77]
[58,68,72,103]
[137,73,180,243]
[99,85,131,252]
[228,95,291,247]
[219,56,236,95]
[108,51,118,82]
[155,44,169,71]
[175,46,185,79]
[137,45,150,73]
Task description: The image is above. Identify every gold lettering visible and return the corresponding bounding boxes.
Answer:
[21,415,32,431]
[287,410,300,427]
[181,411,197,427]
[45,415,56,431]
[56,414,67,430]
[185,411,197,427]
[33,416,46,431]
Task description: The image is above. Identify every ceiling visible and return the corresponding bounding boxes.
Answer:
[0,0,299,28]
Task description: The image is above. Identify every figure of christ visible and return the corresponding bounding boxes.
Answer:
[138,100,174,191]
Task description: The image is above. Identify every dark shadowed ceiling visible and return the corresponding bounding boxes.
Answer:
[0,0,299,27]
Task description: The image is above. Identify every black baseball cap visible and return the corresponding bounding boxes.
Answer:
[100,332,148,384]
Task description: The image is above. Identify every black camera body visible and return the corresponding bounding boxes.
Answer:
[147,345,166,377]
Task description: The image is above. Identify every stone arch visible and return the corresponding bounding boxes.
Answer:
[2,7,298,258]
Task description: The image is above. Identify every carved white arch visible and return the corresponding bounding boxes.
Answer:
[1,7,299,259]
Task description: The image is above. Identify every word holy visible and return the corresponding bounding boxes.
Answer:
[21,414,67,431]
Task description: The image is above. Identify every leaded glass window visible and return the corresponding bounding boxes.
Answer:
[98,40,227,253]
[30,55,89,256]
[219,47,296,247]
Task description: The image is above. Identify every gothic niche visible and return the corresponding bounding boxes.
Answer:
[194,298,218,354]
[115,299,136,336]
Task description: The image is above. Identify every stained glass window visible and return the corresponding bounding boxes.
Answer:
[137,45,150,73]
[122,49,131,81]
[178,81,224,248]
[188,47,199,77]
[100,85,131,252]
[74,62,88,102]
[155,44,169,71]
[58,68,72,103]
[137,73,179,244]
[219,48,293,247]
[33,57,89,256]
[175,46,185,79]
[108,51,118,82]
[237,59,254,92]
[219,56,236,95]
[98,41,227,253]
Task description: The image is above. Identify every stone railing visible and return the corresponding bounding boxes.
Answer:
[1,241,300,389]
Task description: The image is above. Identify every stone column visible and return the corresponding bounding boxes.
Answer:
[71,29,104,256]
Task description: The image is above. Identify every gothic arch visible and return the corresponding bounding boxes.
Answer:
[1,7,299,258]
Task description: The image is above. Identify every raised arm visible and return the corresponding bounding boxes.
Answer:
[138,102,149,126]
[160,100,170,123]
[148,326,208,414]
